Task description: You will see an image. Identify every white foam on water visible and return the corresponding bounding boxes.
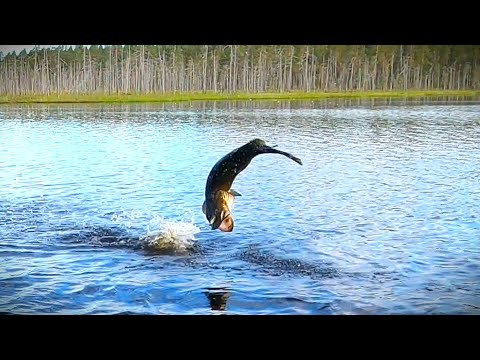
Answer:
[138,214,200,253]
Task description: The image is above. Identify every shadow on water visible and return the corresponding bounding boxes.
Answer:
[53,222,349,288]
[54,224,203,256]
[238,244,340,280]
[2,198,397,306]
[2,198,343,279]
[55,225,135,247]
[204,287,231,311]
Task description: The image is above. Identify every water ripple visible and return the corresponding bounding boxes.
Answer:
[1,100,479,314]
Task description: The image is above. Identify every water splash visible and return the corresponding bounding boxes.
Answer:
[55,210,202,254]
[138,215,200,253]
[110,209,146,229]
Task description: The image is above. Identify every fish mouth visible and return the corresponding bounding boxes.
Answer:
[211,213,234,232]
[259,144,303,165]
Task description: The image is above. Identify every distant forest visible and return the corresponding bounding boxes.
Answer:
[1,45,479,95]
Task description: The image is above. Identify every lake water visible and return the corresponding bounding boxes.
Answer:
[1,98,479,315]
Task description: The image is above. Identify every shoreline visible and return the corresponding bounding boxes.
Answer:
[0,90,478,104]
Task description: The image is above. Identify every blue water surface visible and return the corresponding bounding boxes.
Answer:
[1,98,479,314]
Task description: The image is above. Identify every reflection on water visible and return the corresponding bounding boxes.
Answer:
[1,98,480,314]
[205,288,231,311]
[0,95,478,117]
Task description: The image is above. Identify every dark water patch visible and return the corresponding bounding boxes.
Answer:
[238,245,340,280]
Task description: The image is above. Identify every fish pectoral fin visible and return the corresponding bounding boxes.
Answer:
[229,189,242,197]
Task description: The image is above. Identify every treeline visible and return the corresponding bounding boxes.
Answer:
[1,45,479,95]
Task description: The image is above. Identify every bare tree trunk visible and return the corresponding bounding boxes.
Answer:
[288,46,294,91]
[213,48,217,93]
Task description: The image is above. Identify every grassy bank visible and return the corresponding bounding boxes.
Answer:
[0,90,479,104]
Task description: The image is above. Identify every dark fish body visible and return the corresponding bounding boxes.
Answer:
[203,138,302,232]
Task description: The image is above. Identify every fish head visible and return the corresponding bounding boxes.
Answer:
[209,190,237,232]
[249,138,303,165]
